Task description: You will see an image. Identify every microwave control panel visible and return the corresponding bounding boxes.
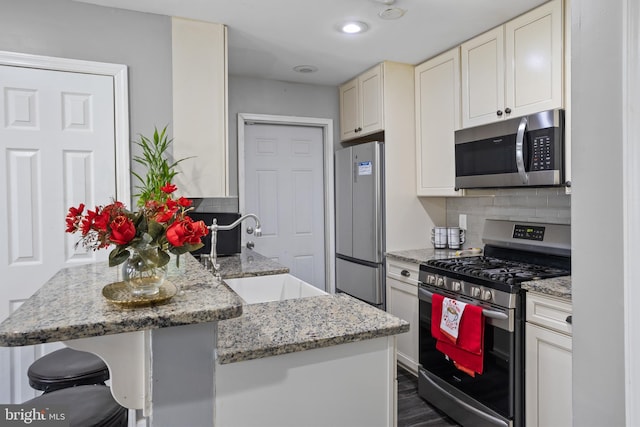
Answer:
[530,134,554,171]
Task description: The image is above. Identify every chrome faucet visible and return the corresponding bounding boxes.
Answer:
[207,213,262,279]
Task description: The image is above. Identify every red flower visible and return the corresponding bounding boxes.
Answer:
[155,206,178,223]
[65,184,206,265]
[109,215,136,245]
[166,198,178,210]
[166,217,209,247]
[161,183,177,194]
[65,203,85,232]
[81,209,99,236]
[177,197,192,208]
[93,210,111,232]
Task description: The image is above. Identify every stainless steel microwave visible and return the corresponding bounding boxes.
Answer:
[454,109,565,189]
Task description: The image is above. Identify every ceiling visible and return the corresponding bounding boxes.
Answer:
[76,0,549,86]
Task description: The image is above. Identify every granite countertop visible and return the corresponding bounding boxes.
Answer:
[0,248,409,363]
[522,276,572,301]
[0,254,244,347]
[386,247,482,264]
[217,293,409,364]
[216,249,289,279]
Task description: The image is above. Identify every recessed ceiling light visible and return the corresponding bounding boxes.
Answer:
[293,65,318,73]
[340,21,369,34]
[378,7,406,20]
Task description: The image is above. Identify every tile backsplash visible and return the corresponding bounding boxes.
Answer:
[445,188,571,248]
[191,197,239,213]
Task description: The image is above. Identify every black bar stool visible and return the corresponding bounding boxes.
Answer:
[28,348,110,393]
[24,384,128,427]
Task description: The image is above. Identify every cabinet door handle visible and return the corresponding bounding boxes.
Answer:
[496,110,503,116]
[505,107,512,114]
[566,315,572,324]
[400,270,411,277]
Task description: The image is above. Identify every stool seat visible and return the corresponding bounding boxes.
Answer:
[28,348,110,392]
[24,385,127,427]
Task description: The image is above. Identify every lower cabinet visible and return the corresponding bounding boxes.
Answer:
[386,259,419,374]
[525,292,573,427]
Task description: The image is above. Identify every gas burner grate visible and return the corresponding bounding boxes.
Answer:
[425,256,570,286]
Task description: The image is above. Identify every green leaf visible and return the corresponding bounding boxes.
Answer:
[147,220,165,241]
[109,247,130,267]
[132,125,193,207]
[170,242,204,256]
[156,249,170,268]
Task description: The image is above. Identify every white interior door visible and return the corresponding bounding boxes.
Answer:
[243,123,326,290]
[0,64,116,403]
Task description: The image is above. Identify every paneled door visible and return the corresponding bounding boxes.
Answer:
[0,64,116,403]
[243,123,325,290]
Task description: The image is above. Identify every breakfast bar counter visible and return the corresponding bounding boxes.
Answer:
[0,254,244,347]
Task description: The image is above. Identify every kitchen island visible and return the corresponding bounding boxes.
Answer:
[0,250,408,427]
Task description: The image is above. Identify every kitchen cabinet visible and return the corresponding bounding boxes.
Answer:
[386,259,419,374]
[339,64,383,141]
[461,0,563,128]
[525,292,572,427]
[171,17,229,197]
[414,47,462,197]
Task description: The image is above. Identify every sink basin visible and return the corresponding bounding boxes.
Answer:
[224,274,327,304]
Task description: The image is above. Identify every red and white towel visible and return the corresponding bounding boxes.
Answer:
[431,293,485,377]
[439,297,467,342]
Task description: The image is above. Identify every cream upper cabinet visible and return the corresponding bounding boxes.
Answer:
[461,0,563,128]
[171,17,229,197]
[339,64,384,141]
[525,292,573,427]
[414,47,462,197]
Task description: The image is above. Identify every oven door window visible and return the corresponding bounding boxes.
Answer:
[419,297,514,418]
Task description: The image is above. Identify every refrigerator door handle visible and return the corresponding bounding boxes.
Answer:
[353,162,358,183]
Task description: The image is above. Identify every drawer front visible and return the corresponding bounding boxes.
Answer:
[386,259,419,286]
[526,292,573,336]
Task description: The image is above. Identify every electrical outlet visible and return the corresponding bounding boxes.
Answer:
[459,214,467,230]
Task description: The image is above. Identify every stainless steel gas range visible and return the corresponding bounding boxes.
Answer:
[417,219,571,427]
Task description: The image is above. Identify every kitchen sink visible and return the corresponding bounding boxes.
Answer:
[223,274,327,304]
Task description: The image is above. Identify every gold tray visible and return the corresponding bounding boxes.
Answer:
[102,281,177,308]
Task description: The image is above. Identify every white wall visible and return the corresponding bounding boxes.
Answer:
[571,0,626,425]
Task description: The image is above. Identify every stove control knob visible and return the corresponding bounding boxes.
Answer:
[471,287,481,298]
[451,281,462,292]
[426,275,436,285]
[481,290,493,301]
[436,277,445,287]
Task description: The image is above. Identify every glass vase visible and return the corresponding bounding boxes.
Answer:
[122,245,167,297]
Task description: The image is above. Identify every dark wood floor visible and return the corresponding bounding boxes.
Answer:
[397,365,460,427]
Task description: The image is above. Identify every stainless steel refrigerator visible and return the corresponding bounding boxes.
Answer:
[335,141,385,309]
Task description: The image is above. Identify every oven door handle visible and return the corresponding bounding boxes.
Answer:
[418,287,509,321]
